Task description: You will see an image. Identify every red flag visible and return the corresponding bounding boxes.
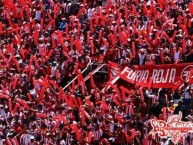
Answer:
[115,113,123,123]
[52,120,61,131]
[77,97,83,106]
[36,113,47,118]
[89,73,95,88]
[12,77,18,90]
[46,49,53,61]
[189,3,193,14]
[87,132,93,143]
[33,56,40,69]
[27,93,33,101]
[77,8,86,18]
[162,107,167,120]
[18,0,26,7]
[112,95,120,106]
[101,99,108,115]
[111,84,121,100]
[16,98,30,109]
[12,137,19,145]
[33,31,39,45]
[180,24,189,35]
[182,38,186,53]
[80,107,85,126]
[84,109,92,120]
[57,87,62,102]
[89,18,94,32]
[139,87,144,102]
[132,42,136,58]
[63,51,73,62]
[63,94,73,108]
[119,86,131,99]
[71,123,81,140]
[11,103,21,116]
[0,50,8,62]
[85,98,93,107]
[81,81,85,95]
[49,80,59,89]
[13,57,20,72]
[72,81,75,92]
[0,94,10,100]
[73,97,80,109]
[6,139,12,145]
[45,20,53,31]
[38,87,46,103]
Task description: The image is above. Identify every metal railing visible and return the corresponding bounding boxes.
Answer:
[63,56,93,90]
[77,63,106,85]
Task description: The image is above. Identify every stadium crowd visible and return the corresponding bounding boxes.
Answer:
[0,0,193,145]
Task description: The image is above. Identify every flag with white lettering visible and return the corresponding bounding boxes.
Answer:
[119,63,193,89]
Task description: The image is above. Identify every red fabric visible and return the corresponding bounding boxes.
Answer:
[119,86,131,99]
[81,81,85,95]
[148,77,153,90]
[85,98,93,107]
[78,97,83,106]
[115,113,123,123]
[33,31,39,45]
[12,103,20,116]
[12,137,19,145]
[89,73,95,88]
[27,93,33,101]
[71,123,81,140]
[101,99,108,114]
[111,84,121,100]
[132,42,136,58]
[189,3,193,14]
[38,87,46,103]
[33,56,40,69]
[112,95,120,106]
[63,51,73,62]
[63,94,73,108]
[0,94,10,100]
[119,63,193,88]
[36,113,47,118]
[80,107,86,126]
[139,87,144,102]
[16,98,30,109]
[52,120,61,131]
[73,97,80,109]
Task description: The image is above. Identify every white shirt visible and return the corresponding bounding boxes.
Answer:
[35,11,41,21]
[174,51,180,61]
[139,54,145,66]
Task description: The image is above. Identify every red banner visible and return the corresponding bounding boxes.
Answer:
[119,63,193,88]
